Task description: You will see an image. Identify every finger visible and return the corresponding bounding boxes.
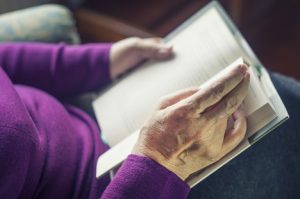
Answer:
[181,64,248,115]
[203,72,250,119]
[219,108,247,157]
[136,38,173,60]
[159,87,199,110]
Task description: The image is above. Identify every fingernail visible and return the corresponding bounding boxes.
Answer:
[157,46,172,57]
[158,48,170,54]
[238,64,248,75]
[244,71,250,80]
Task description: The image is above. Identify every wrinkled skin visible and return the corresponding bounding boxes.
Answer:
[133,64,250,180]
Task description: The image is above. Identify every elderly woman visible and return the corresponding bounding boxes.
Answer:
[0,32,251,199]
[1,4,300,199]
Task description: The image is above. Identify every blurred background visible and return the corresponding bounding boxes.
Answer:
[0,0,299,80]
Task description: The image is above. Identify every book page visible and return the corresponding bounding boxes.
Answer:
[93,8,273,146]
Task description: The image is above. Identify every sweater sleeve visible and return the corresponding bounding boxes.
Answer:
[0,42,112,98]
[101,154,190,199]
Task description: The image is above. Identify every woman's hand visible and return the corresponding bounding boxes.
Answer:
[132,64,250,181]
[110,37,172,79]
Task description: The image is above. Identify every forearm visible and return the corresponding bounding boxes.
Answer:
[0,42,112,98]
[101,155,190,199]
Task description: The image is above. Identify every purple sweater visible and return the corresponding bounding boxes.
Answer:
[0,43,190,199]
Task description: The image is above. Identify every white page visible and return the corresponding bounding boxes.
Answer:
[93,8,272,147]
[95,59,275,178]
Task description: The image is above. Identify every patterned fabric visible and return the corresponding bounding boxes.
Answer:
[0,4,80,44]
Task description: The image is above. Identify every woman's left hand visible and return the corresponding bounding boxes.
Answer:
[109,37,173,79]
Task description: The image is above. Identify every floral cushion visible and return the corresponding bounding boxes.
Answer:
[0,4,80,44]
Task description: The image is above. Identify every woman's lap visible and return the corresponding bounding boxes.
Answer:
[189,72,300,199]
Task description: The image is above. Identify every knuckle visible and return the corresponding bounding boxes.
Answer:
[202,82,224,102]
[225,97,239,113]
[170,105,188,118]
[212,82,225,99]
[205,145,221,161]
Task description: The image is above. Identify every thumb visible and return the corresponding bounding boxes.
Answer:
[137,38,173,60]
[219,107,247,156]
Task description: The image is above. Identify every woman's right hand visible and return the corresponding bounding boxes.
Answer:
[132,64,250,180]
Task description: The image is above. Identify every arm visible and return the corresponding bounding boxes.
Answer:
[0,68,42,198]
[0,38,172,98]
[0,42,111,98]
[101,155,190,199]
[100,64,249,199]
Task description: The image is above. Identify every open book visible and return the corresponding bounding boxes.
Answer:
[92,1,288,187]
